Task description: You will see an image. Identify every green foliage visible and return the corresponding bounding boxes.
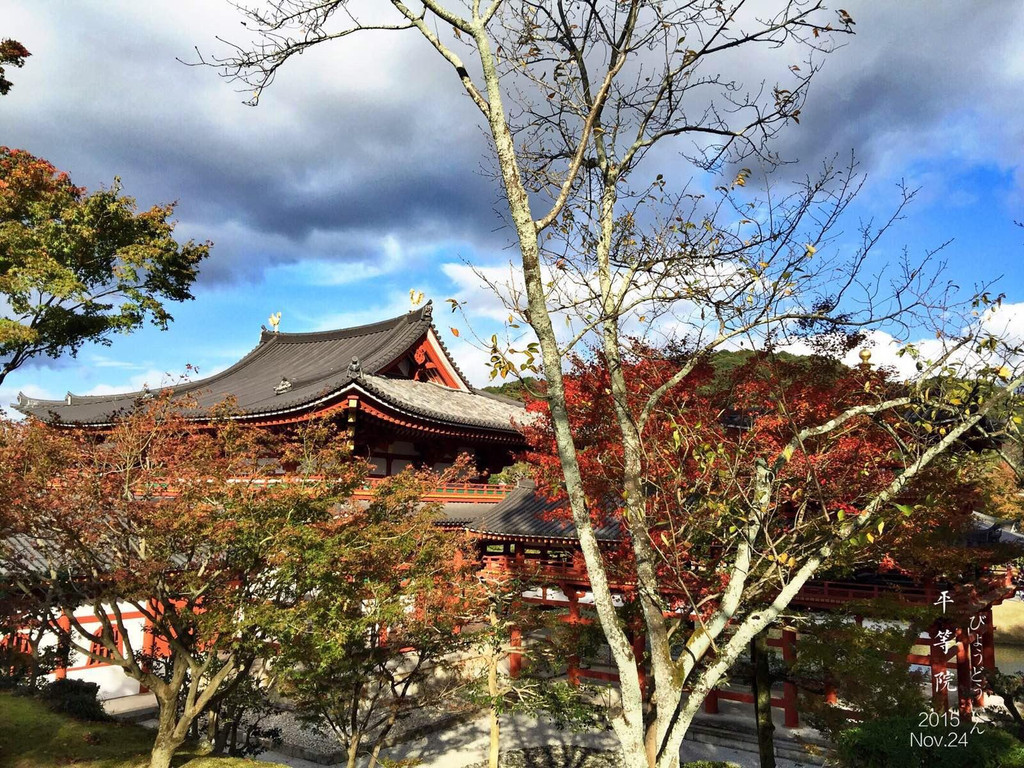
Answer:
[836,716,1024,768]
[0,147,209,384]
[488,461,534,485]
[0,629,59,693]
[204,671,282,758]
[0,402,365,767]
[480,377,544,402]
[791,614,927,740]
[263,467,484,760]
[38,679,109,722]
[983,667,1024,739]
[465,586,603,735]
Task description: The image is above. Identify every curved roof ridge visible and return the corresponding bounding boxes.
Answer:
[426,323,472,389]
[22,334,277,408]
[259,303,432,345]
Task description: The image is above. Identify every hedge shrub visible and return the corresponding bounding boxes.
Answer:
[836,715,1024,768]
[38,679,109,722]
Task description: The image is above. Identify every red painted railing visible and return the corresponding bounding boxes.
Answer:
[143,477,514,504]
[358,480,513,502]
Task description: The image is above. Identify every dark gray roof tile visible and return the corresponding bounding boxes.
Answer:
[357,375,528,433]
[468,480,620,541]
[12,305,525,434]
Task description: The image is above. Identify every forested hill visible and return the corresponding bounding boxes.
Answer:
[480,350,835,402]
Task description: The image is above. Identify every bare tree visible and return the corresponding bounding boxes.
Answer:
[204,3,1023,766]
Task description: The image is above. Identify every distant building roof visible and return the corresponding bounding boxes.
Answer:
[969,511,1024,549]
[13,304,526,437]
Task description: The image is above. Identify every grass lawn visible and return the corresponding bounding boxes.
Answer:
[0,693,286,768]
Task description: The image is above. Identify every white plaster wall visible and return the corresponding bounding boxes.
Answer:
[31,602,148,700]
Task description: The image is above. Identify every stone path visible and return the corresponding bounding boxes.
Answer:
[104,690,825,767]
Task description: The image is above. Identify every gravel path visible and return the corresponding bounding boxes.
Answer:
[257,713,819,768]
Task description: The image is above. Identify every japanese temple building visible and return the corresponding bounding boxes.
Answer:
[14,302,1020,723]
[15,303,526,478]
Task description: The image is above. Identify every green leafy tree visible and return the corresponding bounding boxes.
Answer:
[789,610,930,742]
[264,466,486,768]
[469,577,601,768]
[0,147,209,386]
[0,397,360,768]
[984,668,1024,741]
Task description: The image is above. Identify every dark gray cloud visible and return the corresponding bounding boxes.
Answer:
[2,0,1022,288]
[1,1,504,281]
[768,1,1024,188]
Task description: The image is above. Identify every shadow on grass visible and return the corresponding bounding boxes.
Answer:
[0,692,285,768]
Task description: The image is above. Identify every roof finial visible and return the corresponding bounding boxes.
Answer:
[268,312,282,333]
[348,357,362,376]
[858,347,872,370]
[422,299,433,319]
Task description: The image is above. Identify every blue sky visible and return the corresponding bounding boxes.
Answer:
[1,1,1023,407]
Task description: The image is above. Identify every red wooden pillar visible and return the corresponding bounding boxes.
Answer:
[704,688,720,714]
[781,626,799,728]
[930,626,950,713]
[509,626,522,679]
[54,615,71,680]
[825,682,838,705]
[955,628,973,719]
[567,588,581,686]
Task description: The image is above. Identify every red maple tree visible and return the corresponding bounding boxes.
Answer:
[519,347,1012,616]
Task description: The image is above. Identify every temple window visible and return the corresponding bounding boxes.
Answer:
[85,627,121,666]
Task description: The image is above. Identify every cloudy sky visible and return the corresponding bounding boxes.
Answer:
[2,0,1023,405]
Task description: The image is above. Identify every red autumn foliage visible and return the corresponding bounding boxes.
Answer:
[518,346,1013,610]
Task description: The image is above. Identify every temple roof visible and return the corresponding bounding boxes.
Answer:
[357,376,526,433]
[468,481,621,542]
[13,304,525,436]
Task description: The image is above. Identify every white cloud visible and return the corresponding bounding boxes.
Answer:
[0,382,56,421]
[81,368,196,397]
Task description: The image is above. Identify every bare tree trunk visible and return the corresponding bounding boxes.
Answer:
[368,716,398,768]
[489,706,501,768]
[149,740,178,768]
[751,629,777,768]
[346,737,360,768]
[149,697,186,768]
[471,29,648,768]
[207,705,223,753]
[489,639,501,768]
